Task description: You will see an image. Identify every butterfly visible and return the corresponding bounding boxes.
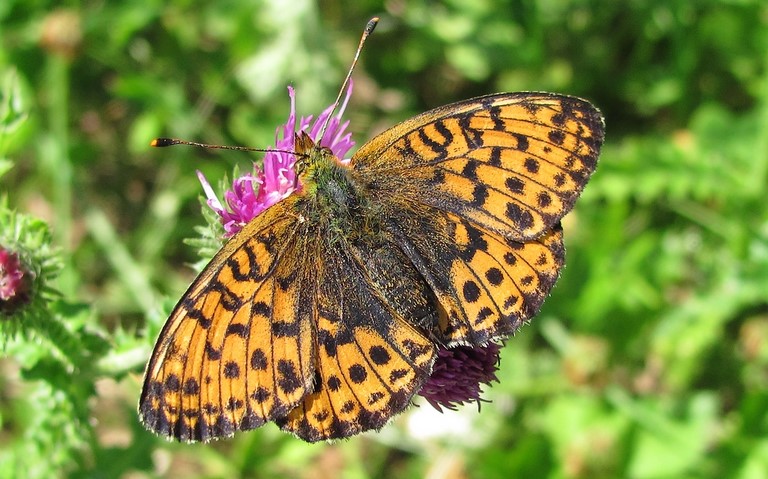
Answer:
[139,87,604,443]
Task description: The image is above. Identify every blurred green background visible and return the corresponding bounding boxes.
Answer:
[2,0,768,478]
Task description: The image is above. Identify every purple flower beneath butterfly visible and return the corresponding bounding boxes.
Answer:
[418,342,502,411]
[197,82,502,412]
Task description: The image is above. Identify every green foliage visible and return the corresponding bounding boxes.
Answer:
[0,200,110,477]
[1,0,767,477]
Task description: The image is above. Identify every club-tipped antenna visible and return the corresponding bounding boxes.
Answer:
[317,16,379,142]
[150,18,379,157]
[150,137,306,158]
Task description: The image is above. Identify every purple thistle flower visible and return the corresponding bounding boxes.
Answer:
[0,247,32,315]
[198,81,356,237]
[418,342,502,412]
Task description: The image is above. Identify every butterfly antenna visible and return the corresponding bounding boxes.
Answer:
[150,137,307,158]
[151,18,379,157]
[317,16,379,142]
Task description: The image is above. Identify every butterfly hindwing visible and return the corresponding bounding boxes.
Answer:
[384,205,565,346]
[351,92,604,240]
[278,232,436,441]
[437,220,565,344]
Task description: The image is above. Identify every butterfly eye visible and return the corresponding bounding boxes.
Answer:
[294,157,306,175]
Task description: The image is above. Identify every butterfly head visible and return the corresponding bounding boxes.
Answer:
[292,132,340,189]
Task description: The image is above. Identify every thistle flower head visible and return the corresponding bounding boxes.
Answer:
[0,247,31,314]
[418,342,502,412]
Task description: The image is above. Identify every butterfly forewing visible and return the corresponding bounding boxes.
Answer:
[140,197,317,441]
[351,92,604,240]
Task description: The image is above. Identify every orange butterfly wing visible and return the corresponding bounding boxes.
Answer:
[351,92,604,240]
[140,193,437,442]
[139,197,318,441]
[349,93,602,345]
[276,237,436,441]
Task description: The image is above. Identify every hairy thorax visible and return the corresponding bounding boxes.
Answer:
[300,145,383,244]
